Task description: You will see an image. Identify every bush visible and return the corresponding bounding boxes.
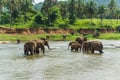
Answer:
[116,26,120,33]
[34,13,43,24]
[0,13,10,24]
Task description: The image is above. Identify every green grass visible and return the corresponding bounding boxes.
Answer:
[0,34,83,41]
[99,33,120,40]
[0,33,120,42]
[71,19,120,29]
[0,34,94,41]
[1,19,120,29]
[0,34,44,41]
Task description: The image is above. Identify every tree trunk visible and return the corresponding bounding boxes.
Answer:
[10,0,12,29]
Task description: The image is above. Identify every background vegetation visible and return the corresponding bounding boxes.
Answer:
[0,0,120,30]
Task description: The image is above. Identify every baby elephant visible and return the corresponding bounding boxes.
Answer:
[71,43,82,52]
[68,41,79,49]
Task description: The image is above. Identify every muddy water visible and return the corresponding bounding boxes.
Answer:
[0,40,120,80]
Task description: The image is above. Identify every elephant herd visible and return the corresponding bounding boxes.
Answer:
[68,36,104,53]
[24,36,103,56]
[24,38,51,56]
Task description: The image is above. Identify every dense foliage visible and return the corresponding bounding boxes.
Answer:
[0,0,120,29]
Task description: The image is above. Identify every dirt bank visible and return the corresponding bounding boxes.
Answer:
[0,27,115,34]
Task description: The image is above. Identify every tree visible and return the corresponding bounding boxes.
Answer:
[41,0,58,25]
[48,6,64,26]
[68,0,76,24]
[85,1,96,24]
[115,9,120,24]
[58,1,68,19]
[34,13,43,24]
[0,0,3,22]
[77,0,84,19]
[98,4,105,26]
[108,0,117,19]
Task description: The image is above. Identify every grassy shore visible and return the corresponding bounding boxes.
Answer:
[99,33,120,40]
[1,19,120,29]
[0,34,82,41]
[0,33,120,42]
[1,19,120,41]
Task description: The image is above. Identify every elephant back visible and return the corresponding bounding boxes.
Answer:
[24,41,37,49]
[69,41,79,46]
[71,42,81,48]
[83,41,91,48]
[32,39,44,48]
[90,41,103,50]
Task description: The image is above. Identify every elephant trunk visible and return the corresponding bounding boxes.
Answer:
[47,44,52,50]
[46,42,53,50]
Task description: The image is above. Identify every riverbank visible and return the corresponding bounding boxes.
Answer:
[0,32,120,43]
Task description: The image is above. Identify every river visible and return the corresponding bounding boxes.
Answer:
[0,40,120,80]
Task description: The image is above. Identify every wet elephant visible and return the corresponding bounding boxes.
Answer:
[82,41,91,53]
[32,40,45,55]
[40,38,52,50]
[24,41,37,55]
[71,43,82,52]
[68,41,79,49]
[75,36,87,45]
[89,41,103,53]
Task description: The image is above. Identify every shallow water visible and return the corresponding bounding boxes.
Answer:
[0,40,120,80]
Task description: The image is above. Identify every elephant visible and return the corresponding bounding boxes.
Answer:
[75,36,87,45]
[71,43,82,52]
[32,40,45,55]
[89,41,103,53]
[68,41,79,49]
[16,39,20,44]
[24,41,37,55]
[82,41,91,53]
[40,38,52,50]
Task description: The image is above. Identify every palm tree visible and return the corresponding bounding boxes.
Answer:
[68,0,76,24]
[115,9,120,24]
[86,1,96,25]
[98,4,105,26]
[41,0,58,25]
[0,0,3,22]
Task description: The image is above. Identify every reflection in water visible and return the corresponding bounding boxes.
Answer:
[0,40,120,80]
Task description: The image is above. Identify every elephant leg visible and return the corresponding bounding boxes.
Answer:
[41,47,45,55]
[76,48,78,52]
[24,50,29,55]
[42,48,45,55]
[99,50,103,53]
[24,50,26,55]
[91,49,94,53]
[71,48,73,52]
[36,48,39,54]
[80,47,81,52]
[34,50,36,54]
[30,50,33,55]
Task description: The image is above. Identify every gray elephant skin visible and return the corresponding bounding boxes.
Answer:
[82,41,91,53]
[24,40,45,56]
[90,41,103,53]
[68,41,79,49]
[24,41,37,55]
[71,43,82,52]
